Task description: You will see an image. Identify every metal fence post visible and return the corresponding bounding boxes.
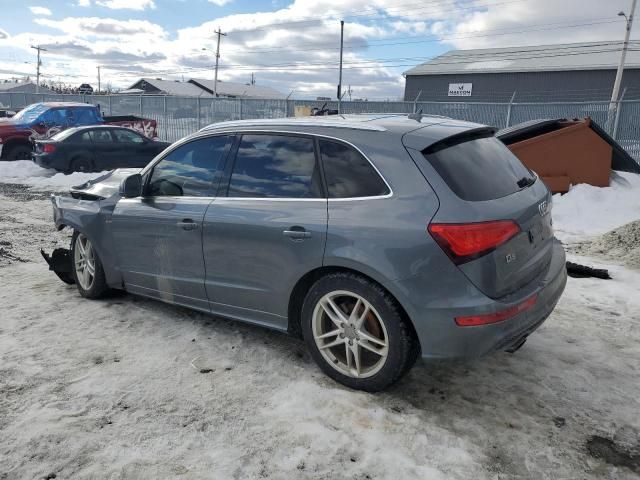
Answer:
[239,98,243,120]
[139,95,143,117]
[505,91,517,128]
[108,95,112,116]
[197,97,201,129]
[24,93,27,107]
[612,88,627,140]
[162,96,168,141]
[413,91,422,113]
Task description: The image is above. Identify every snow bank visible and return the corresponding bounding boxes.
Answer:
[0,160,108,189]
[552,172,640,243]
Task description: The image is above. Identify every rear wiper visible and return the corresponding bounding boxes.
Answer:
[517,176,536,188]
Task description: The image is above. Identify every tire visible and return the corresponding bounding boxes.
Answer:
[301,272,416,392]
[69,156,92,173]
[71,231,110,299]
[5,145,32,161]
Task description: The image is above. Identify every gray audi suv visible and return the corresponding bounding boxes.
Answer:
[47,114,567,391]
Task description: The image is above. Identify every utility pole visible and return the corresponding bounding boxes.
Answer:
[607,0,637,133]
[337,20,344,114]
[213,27,226,97]
[30,45,47,93]
[97,66,101,94]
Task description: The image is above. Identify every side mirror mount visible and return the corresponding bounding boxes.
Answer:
[120,173,142,198]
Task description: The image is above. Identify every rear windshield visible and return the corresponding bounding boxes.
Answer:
[51,128,79,142]
[422,134,534,201]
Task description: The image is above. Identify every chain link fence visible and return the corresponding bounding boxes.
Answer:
[1,92,639,160]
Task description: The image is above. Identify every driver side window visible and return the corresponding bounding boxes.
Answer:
[147,136,233,197]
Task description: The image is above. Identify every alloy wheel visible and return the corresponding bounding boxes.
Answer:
[312,290,389,379]
[74,233,95,291]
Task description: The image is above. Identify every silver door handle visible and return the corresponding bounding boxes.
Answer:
[177,219,199,230]
[283,229,311,239]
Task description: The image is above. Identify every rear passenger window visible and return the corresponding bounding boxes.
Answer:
[319,140,389,198]
[148,136,232,197]
[227,134,322,198]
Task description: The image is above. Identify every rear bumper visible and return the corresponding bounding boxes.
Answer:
[33,153,66,171]
[401,238,567,360]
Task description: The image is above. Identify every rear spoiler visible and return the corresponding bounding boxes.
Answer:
[423,127,497,155]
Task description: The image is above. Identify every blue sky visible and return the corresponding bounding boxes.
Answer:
[0,0,634,99]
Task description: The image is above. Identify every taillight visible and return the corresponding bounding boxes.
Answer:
[43,143,56,153]
[455,294,538,327]
[428,220,520,264]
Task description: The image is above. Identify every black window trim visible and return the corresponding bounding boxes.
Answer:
[141,132,237,199]
[214,129,392,201]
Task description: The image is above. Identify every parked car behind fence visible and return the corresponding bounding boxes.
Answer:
[33,125,171,173]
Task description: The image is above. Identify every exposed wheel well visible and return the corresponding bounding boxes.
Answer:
[287,266,419,347]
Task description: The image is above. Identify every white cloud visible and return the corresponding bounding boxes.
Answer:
[35,17,167,38]
[6,0,634,99]
[208,0,234,6]
[29,6,52,16]
[77,0,91,6]
[95,0,156,10]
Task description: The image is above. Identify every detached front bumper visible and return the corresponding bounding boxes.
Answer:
[404,238,567,360]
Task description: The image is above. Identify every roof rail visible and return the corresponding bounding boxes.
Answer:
[199,118,387,132]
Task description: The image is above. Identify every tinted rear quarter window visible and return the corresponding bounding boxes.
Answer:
[319,140,389,198]
[423,135,533,201]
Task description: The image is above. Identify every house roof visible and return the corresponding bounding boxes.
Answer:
[404,41,640,76]
[189,78,286,99]
[0,81,53,92]
[129,78,212,96]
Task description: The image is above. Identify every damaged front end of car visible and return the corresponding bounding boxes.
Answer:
[42,168,140,284]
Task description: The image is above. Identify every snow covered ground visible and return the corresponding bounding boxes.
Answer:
[1,164,639,479]
[0,160,109,189]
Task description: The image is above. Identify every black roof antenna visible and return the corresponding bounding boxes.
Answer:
[408,109,423,122]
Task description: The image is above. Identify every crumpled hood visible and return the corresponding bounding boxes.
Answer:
[70,168,142,200]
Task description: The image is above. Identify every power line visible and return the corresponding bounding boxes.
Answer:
[230,0,527,34]
[115,45,635,76]
[232,18,623,55]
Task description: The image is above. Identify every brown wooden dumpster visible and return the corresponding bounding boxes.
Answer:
[501,118,612,193]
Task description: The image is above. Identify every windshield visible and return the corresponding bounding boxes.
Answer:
[12,104,49,123]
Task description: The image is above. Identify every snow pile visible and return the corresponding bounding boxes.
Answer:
[552,172,640,243]
[0,160,108,189]
[571,220,640,270]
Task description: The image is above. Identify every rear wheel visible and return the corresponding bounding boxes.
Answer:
[301,273,416,392]
[70,156,92,173]
[71,231,110,299]
[5,145,32,161]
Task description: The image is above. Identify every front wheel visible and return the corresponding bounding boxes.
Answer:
[71,231,110,299]
[301,273,418,392]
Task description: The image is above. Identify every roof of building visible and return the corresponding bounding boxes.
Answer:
[189,78,286,99]
[404,41,640,76]
[128,78,212,96]
[0,81,53,93]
